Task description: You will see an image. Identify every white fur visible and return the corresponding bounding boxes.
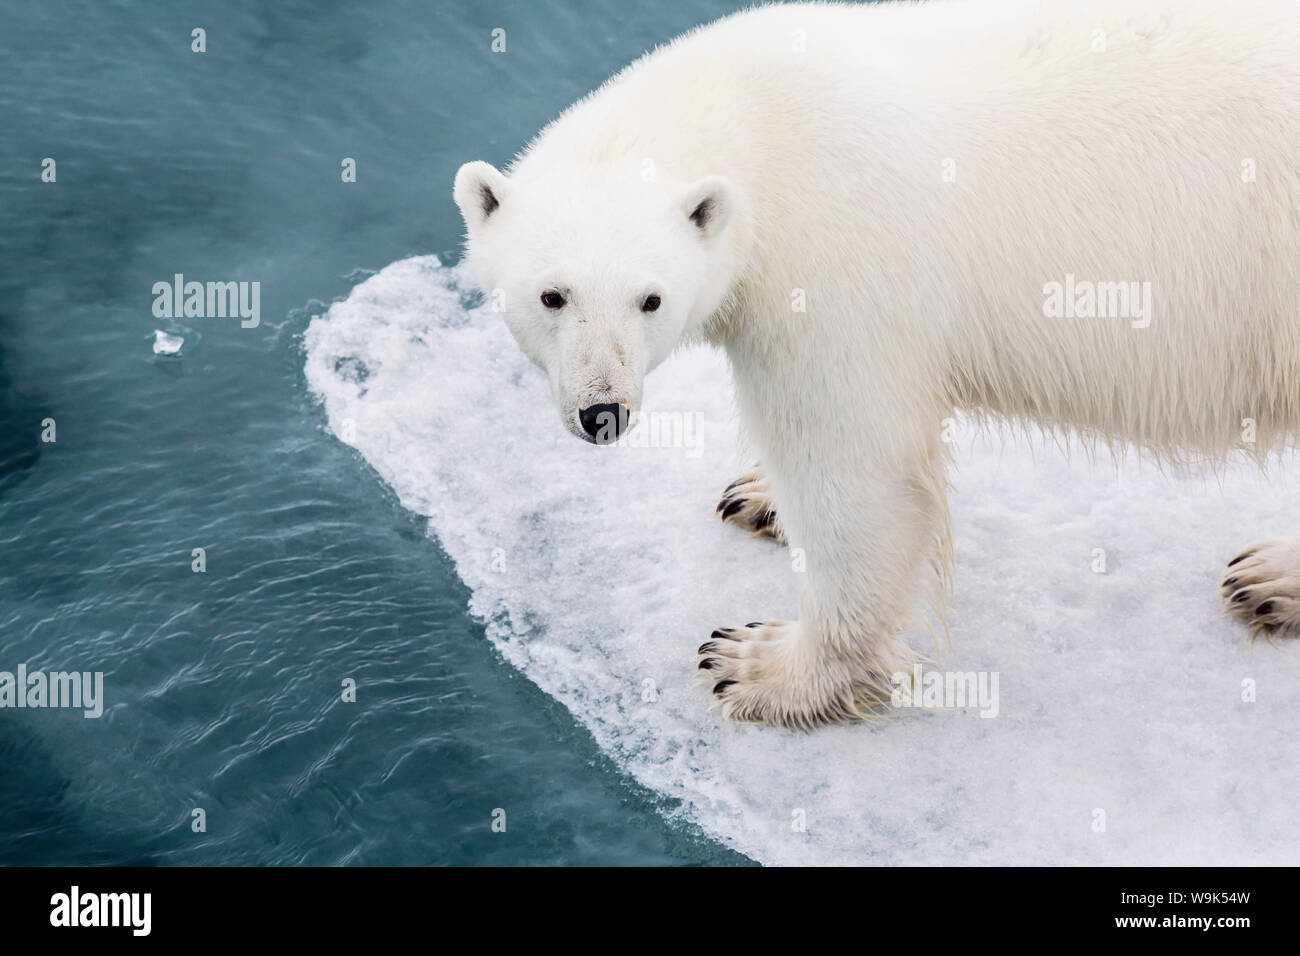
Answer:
[454,0,1300,728]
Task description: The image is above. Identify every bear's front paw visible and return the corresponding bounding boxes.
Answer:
[696,621,882,730]
[716,468,785,544]
[1222,538,1300,638]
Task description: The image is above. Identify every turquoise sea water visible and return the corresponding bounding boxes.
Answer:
[0,0,752,865]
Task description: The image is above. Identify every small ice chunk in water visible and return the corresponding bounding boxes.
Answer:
[152,330,184,355]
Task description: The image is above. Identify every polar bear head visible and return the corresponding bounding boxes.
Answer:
[453,160,742,444]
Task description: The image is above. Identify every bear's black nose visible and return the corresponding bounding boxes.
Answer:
[579,403,627,443]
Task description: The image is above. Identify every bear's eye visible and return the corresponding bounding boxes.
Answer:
[641,294,662,313]
[540,291,566,310]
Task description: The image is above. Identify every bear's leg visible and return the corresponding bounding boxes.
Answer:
[716,464,785,544]
[698,438,947,729]
[1221,538,1300,637]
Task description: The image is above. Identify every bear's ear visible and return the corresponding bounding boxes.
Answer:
[454,161,511,231]
[681,176,737,240]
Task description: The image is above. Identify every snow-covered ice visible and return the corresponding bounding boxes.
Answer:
[304,256,1300,865]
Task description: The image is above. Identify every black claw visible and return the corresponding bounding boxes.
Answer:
[1233,590,1252,604]
[1223,577,1238,589]
[711,628,737,640]
[1228,552,1252,568]
[721,498,747,521]
[723,479,743,494]
[1256,601,1275,616]
[755,508,776,530]
[715,497,730,514]
[698,658,718,670]
[698,641,718,655]
[746,621,763,628]
[713,680,736,696]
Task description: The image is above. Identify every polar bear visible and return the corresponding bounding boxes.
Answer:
[454,0,1300,729]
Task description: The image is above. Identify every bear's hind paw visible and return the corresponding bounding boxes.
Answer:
[1222,538,1300,639]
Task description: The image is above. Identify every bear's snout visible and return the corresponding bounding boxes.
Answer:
[578,403,629,444]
